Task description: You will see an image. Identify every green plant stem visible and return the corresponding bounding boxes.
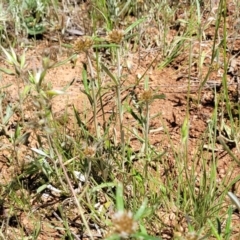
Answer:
[222,0,233,125]
[144,101,149,155]
[87,52,100,139]
[95,51,106,127]
[198,0,223,101]
[116,47,125,168]
[144,100,150,178]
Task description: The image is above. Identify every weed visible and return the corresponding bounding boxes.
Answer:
[0,0,240,239]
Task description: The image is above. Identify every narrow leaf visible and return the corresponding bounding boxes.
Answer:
[0,67,15,75]
[101,63,118,85]
[15,132,30,145]
[116,183,124,211]
[82,63,90,95]
[152,94,166,100]
[134,199,148,220]
[37,184,48,193]
[31,147,50,158]
[124,18,146,34]
[3,105,14,124]
[125,105,143,124]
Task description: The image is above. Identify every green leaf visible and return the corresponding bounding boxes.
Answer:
[73,106,88,130]
[38,69,47,87]
[93,44,119,48]
[14,123,21,140]
[20,51,26,69]
[0,67,15,75]
[132,128,145,142]
[125,105,143,124]
[15,132,30,145]
[224,207,233,239]
[207,219,221,240]
[124,17,146,35]
[139,223,148,235]
[181,116,189,144]
[101,63,118,85]
[45,89,65,97]
[51,54,78,68]
[20,85,31,100]
[26,24,45,35]
[37,184,48,193]
[33,221,41,239]
[31,148,50,158]
[1,47,14,65]
[3,104,14,124]
[82,64,90,95]
[152,94,166,100]
[134,199,148,221]
[116,183,124,212]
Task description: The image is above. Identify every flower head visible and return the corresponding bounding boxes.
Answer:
[83,146,96,158]
[73,36,93,53]
[106,29,124,44]
[140,90,153,102]
[112,210,138,238]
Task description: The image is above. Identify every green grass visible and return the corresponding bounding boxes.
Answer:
[0,0,240,239]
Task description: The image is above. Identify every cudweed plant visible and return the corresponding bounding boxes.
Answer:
[82,143,97,181]
[103,29,126,168]
[106,183,160,240]
[139,80,153,155]
[0,46,30,151]
[0,45,94,238]
[0,47,65,165]
[94,20,145,163]
[140,79,165,177]
[0,46,27,78]
[74,36,101,139]
[126,77,165,177]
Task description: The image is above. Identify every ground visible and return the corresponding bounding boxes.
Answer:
[0,0,240,239]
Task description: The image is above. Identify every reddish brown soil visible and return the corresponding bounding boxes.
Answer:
[0,1,240,239]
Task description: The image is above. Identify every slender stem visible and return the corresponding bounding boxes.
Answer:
[217,136,240,165]
[144,101,149,155]
[56,150,94,240]
[198,24,202,84]
[87,52,100,139]
[116,47,125,169]
[144,100,150,178]
[95,51,106,128]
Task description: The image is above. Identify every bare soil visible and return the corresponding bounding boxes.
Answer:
[0,1,240,239]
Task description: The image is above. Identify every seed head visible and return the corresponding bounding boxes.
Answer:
[73,36,93,53]
[106,29,124,44]
[83,146,96,158]
[140,90,153,102]
[112,210,138,238]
